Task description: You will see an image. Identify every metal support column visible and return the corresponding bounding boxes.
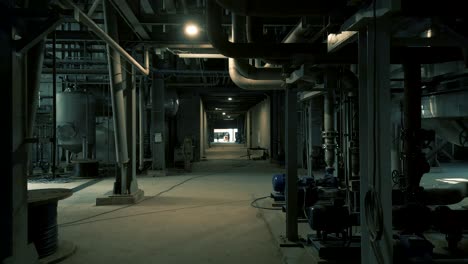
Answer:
[139,76,145,171]
[104,0,129,194]
[52,32,57,179]
[2,5,39,262]
[403,63,423,196]
[358,17,393,263]
[323,70,338,173]
[285,87,298,241]
[151,75,166,172]
[129,66,138,193]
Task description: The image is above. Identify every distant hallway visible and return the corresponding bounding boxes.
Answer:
[205,143,248,160]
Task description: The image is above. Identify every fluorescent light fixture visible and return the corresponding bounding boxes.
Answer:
[178,53,226,59]
[222,112,226,115]
[184,23,199,37]
[228,97,232,101]
[426,29,432,38]
[327,31,357,52]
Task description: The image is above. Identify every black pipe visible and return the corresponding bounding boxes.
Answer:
[52,32,57,179]
[402,63,427,196]
[246,16,265,43]
[216,0,347,17]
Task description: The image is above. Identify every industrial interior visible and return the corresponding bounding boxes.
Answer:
[4,0,468,263]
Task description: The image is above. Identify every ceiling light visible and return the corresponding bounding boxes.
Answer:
[184,23,199,37]
[228,97,232,101]
[222,112,226,115]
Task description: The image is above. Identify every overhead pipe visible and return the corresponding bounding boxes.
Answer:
[246,16,265,43]
[215,0,347,17]
[229,14,284,90]
[59,0,150,76]
[207,0,331,59]
[208,1,465,63]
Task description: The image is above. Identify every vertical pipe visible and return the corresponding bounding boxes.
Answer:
[139,76,145,171]
[307,101,313,176]
[323,71,337,172]
[52,32,57,179]
[130,65,138,193]
[403,63,423,195]
[285,87,298,241]
[104,0,129,194]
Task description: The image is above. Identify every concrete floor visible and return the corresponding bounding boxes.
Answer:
[204,143,249,160]
[27,144,468,263]
[40,144,314,264]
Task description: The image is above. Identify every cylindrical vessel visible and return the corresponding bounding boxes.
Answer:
[56,89,96,155]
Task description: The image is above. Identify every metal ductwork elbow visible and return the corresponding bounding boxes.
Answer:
[228,13,285,90]
[228,59,285,90]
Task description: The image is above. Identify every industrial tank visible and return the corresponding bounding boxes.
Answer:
[56,89,96,154]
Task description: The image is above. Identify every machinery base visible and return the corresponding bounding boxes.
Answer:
[307,234,361,262]
[96,189,144,206]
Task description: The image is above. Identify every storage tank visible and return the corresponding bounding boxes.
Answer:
[56,89,96,155]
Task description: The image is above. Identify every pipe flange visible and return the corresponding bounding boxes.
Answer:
[322,131,338,138]
[322,144,337,150]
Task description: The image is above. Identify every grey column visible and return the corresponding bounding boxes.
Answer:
[104,0,129,194]
[285,87,298,241]
[139,76,145,171]
[358,19,393,263]
[323,70,338,171]
[124,61,138,193]
[130,66,138,192]
[151,76,165,171]
[2,9,39,262]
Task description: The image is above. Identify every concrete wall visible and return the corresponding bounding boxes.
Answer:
[248,97,271,154]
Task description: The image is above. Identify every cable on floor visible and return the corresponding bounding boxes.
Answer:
[59,161,254,227]
[59,174,208,227]
[250,196,282,211]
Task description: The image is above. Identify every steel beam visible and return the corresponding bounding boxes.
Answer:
[2,2,40,262]
[110,0,150,40]
[15,15,63,53]
[60,0,150,75]
[87,0,102,16]
[285,86,298,241]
